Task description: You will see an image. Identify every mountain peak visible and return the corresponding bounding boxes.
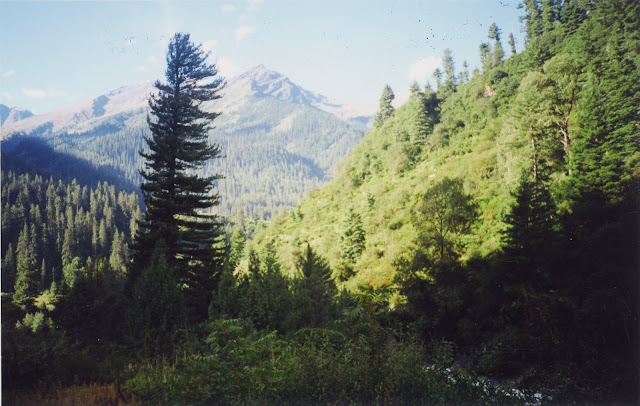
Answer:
[247,64,269,73]
[0,104,34,128]
[230,64,326,108]
[240,64,285,84]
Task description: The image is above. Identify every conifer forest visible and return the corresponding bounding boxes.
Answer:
[1,1,639,404]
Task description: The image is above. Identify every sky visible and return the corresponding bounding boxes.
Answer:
[0,0,525,115]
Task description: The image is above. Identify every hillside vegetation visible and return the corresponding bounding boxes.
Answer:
[247,0,639,398]
[258,0,639,286]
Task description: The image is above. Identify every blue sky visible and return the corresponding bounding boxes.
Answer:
[0,0,525,114]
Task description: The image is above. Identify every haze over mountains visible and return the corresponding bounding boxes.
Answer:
[1,65,374,219]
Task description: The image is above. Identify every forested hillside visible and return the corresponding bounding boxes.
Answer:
[259,0,639,286]
[1,171,141,293]
[250,0,639,398]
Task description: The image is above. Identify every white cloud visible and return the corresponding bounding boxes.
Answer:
[137,66,146,72]
[202,40,218,53]
[216,56,240,78]
[2,70,16,78]
[0,91,13,101]
[234,25,256,41]
[221,4,236,12]
[408,56,442,85]
[124,37,137,47]
[22,88,47,99]
[22,88,66,99]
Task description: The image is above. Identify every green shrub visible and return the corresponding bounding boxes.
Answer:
[125,321,536,405]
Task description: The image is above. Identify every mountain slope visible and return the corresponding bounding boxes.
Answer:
[255,71,523,284]
[251,5,639,394]
[0,65,371,219]
[255,3,640,287]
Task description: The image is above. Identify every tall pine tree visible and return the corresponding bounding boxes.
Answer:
[133,33,225,316]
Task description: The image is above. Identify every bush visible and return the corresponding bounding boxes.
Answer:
[125,320,534,405]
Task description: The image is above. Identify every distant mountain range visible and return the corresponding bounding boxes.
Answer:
[1,65,375,219]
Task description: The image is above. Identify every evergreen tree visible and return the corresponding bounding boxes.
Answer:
[541,0,557,33]
[496,170,564,359]
[569,1,640,203]
[409,81,421,96]
[228,227,247,272]
[488,23,505,67]
[246,241,293,331]
[520,0,543,43]
[409,88,432,143]
[16,223,33,265]
[98,219,108,253]
[432,68,443,90]
[2,244,17,292]
[502,171,559,276]
[374,85,395,128]
[558,0,587,35]
[13,258,40,310]
[291,245,337,329]
[128,240,184,356]
[40,259,47,291]
[460,61,470,84]
[109,230,127,276]
[508,71,559,181]
[61,226,74,267]
[133,33,225,317]
[542,53,582,172]
[339,207,366,278]
[508,32,517,55]
[440,49,457,97]
[209,262,238,320]
[261,239,279,275]
[62,257,85,291]
[247,247,261,277]
[556,1,640,393]
[240,246,291,331]
[54,255,126,349]
[479,42,492,73]
[91,220,99,256]
[210,236,242,320]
